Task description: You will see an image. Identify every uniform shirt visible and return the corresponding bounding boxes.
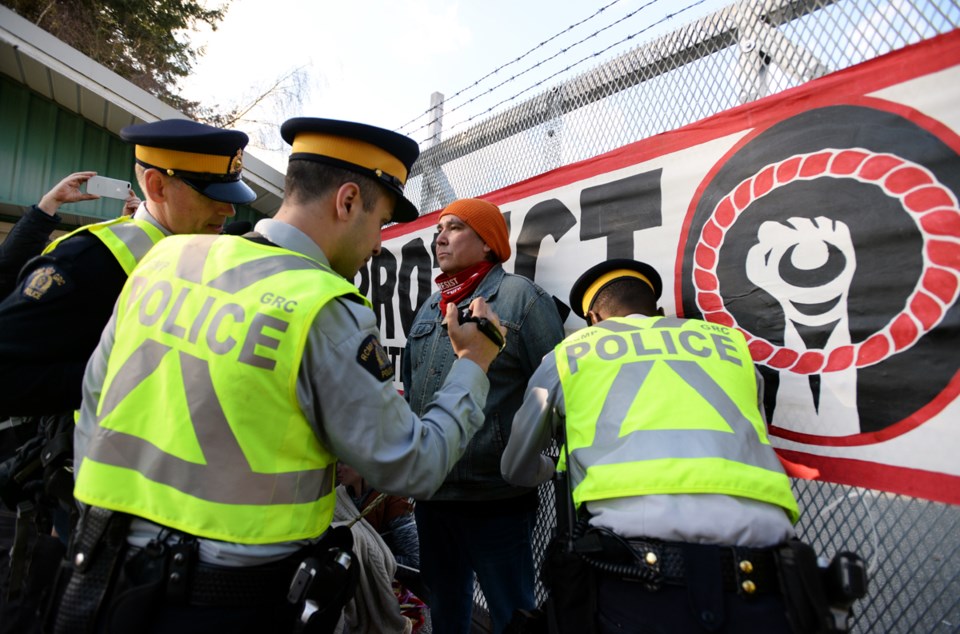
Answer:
[501,314,795,548]
[0,205,61,297]
[76,218,491,566]
[0,204,168,416]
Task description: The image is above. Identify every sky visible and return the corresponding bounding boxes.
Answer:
[178,0,731,170]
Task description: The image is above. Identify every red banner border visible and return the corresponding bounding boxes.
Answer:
[777,448,960,505]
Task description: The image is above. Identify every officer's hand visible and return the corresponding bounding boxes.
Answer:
[445,298,506,372]
[121,188,141,217]
[38,171,99,216]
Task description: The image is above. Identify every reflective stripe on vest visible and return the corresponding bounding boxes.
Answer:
[556,316,799,523]
[43,217,166,275]
[74,234,372,544]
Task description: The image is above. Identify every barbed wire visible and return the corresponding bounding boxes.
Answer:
[395,0,627,136]
[438,0,679,138]
[400,0,711,141]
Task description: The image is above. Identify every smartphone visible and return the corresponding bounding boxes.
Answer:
[86,175,132,199]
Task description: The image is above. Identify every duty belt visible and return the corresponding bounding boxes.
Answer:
[187,558,302,606]
[593,533,781,596]
[127,544,304,607]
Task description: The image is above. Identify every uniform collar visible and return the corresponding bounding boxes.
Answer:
[134,203,172,236]
[253,218,331,268]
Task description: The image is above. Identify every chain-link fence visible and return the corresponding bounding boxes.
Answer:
[399,1,960,632]
[518,479,960,633]
[792,480,959,632]
[402,0,960,216]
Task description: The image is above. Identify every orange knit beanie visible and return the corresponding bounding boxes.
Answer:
[439,198,512,262]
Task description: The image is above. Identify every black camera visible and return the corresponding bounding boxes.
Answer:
[457,308,506,351]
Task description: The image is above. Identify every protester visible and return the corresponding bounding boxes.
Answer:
[402,198,565,633]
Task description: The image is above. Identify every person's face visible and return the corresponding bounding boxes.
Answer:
[153,176,236,235]
[333,191,393,279]
[435,214,490,275]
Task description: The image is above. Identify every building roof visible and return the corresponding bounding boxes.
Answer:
[0,5,284,218]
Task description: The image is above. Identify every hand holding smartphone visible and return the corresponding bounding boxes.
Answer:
[85,175,132,199]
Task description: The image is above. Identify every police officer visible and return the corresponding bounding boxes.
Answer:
[57,118,505,633]
[0,119,256,417]
[501,259,801,633]
[0,171,140,298]
[0,119,256,634]
[0,173,134,632]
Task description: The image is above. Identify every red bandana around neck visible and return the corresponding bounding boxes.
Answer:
[436,260,495,315]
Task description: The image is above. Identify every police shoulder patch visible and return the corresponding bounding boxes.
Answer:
[356,334,395,383]
[21,265,69,301]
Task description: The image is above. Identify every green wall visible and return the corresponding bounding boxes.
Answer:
[0,75,265,226]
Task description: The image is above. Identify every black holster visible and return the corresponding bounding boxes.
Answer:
[99,533,198,633]
[539,533,598,634]
[774,539,842,634]
[291,525,359,634]
[46,507,131,634]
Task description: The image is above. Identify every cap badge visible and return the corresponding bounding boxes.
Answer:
[230,149,244,174]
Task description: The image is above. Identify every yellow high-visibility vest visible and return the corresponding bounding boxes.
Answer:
[75,233,371,544]
[43,216,166,275]
[556,316,799,523]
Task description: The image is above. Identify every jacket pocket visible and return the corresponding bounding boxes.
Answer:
[406,320,438,372]
[404,320,442,412]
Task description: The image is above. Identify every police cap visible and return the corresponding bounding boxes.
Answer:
[120,119,257,205]
[569,258,663,320]
[280,117,421,223]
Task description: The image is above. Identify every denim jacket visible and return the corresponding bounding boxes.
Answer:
[401,264,565,502]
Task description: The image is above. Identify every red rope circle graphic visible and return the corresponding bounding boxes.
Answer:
[693,149,960,374]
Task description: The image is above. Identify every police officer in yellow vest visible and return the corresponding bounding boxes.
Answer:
[56,118,505,633]
[0,119,256,417]
[502,259,802,633]
[0,119,256,634]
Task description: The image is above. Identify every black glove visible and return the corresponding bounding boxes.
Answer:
[0,433,45,510]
